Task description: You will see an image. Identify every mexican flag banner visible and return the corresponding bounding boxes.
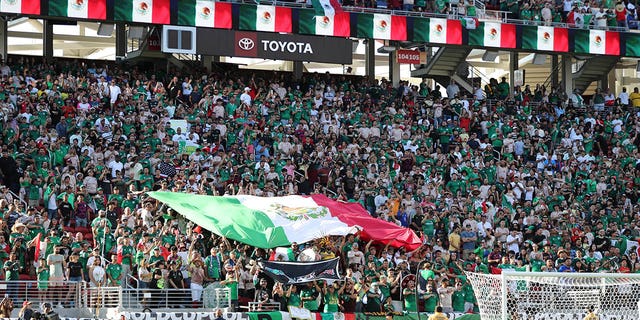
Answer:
[357,13,407,40]
[574,29,620,55]
[299,8,350,37]
[49,0,107,20]
[312,0,343,16]
[178,0,232,29]
[521,26,568,52]
[115,0,170,24]
[248,312,291,320]
[461,17,479,29]
[468,21,516,48]
[0,0,40,14]
[625,33,640,57]
[147,192,422,250]
[239,4,292,33]
[412,17,462,44]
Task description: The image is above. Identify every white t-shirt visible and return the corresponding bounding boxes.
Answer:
[595,11,607,27]
[108,160,124,177]
[437,287,454,308]
[109,85,121,104]
[563,0,574,12]
[240,92,252,106]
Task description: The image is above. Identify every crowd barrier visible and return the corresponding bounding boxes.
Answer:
[119,312,478,320]
[0,280,83,308]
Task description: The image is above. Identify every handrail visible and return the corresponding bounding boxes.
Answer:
[126,274,140,289]
[542,60,562,90]
[246,302,281,311]
[468,65,492,86]
[0,280,83,308]
[572,60,587,74]
[504,18,631,32]
[473,0,486,19]
[8,189,27,211]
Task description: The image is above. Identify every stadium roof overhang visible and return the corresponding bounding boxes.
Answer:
[7,18,116,60]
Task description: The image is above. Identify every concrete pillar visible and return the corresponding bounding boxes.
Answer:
[561,55,573,95]
[0,19,7,63]
[600,69,616,91]
[293,61,304,80]
[614,68,624,95]
[509,52,518,90]
[115,23,127,60]
[389,50,400,87]
[365,39,375,81]
[202,56,213,71]
[43,20,54,62]
[551,55,559,88]
[608,69,616,92]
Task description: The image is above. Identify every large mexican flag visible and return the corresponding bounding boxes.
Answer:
[0,0,40,14]
[412,18,462,44]
[574,29,620,55]
[148,192,422,250]
[357,13,407,40]
[114,0,170,24]
[625,33,640,57]
[239,4,292,33]
[299,9,350,37]
[468,21,516,48]
[521,26,568,52]
[49,0,107,19]
[178,0,232,29]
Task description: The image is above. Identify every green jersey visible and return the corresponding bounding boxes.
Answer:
[106,263,123,285]
[4,260,19,280]
[38,268,50,289]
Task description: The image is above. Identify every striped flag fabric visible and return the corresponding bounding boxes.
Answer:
[461,17,478,29]
[49,0,107,20]
[625,33,640,57]
[178,0,232,29]
[412,18,462,44]
[303,0,350,37]
[357,13,407,41]
[312,0,343,16]
[239,4,292,33]
[148,192,422,250]
[298,9,350,37]
[468,21,516,48]
[574,29,620,55]
[521,25,568,52]
[313,313,357,320]
[0,0,40,14]
[114,0,170,24]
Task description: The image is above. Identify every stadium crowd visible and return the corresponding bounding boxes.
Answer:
[0,55,638,314]
[335,0,639,29]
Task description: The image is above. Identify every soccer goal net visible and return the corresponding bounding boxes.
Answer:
[465,271,640,320]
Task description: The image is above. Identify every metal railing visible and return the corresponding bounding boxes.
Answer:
[0,278,232,312]
[469,65,492,87]
[85,285,231,310]
[542,61,563,90]
[243,0,638,32]
[572,60,587,74]
[245,302,281,311]
[0,280,83,308]
[504,18,633,32]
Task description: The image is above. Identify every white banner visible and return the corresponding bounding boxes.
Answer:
[288,307,312,320]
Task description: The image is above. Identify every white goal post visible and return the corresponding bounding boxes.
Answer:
[465,271,640,320]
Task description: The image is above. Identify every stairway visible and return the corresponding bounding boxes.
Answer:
[411,46,474,91]
[572,55,619,93]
